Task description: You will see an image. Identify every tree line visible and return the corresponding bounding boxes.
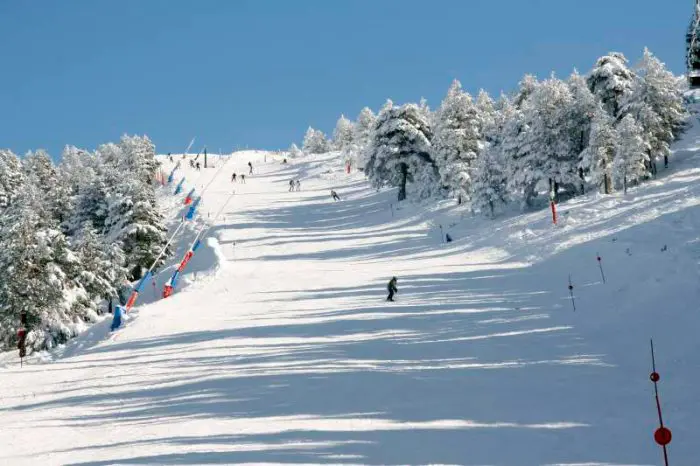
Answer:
[293,49,687,216]
[0,135,168,352]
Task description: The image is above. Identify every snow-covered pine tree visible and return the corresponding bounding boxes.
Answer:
[520,76,582,202]
[97,137,168,281]
[586,52,636,119]
[353,107,378,168]
[476,89,497,143]
[686,1,700,86]
[623,48,687,173]
[104,177,168,281]
[471,145,509,218]
[0,149,24,209]
[302,127,331,154]
[288,143,302,158]
[432,80,482,202]
[513,74,539,108]
[71,223,128,306]
[501,103,534,208]
[580,110,618,194]
[614,115,650,194]
[60,145,97,193]
[0,183,90,352]
[354,107,377,147]
[364,103,439,201]
[333,115,356,153]
[119,135,159,185]
[567,70,600,191]
[22,150,73,227]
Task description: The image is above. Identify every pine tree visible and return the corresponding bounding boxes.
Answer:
[476,90,497,143]
[354,107,378,168]
[288,143,302,158]
[624,48,687,172]
[686,2,700,84]
[302,127,330,154]
[471,146,509,217]
[118,135,159,185]
[567,70,600,191]
[72,224,128,304]
[0,149,24,209]
[365,103,439,201]
[432,80,483,201]
[104,178,168,281]
[587,52,636,119]
[614,115,650,194]
[333,115,356,153]
[0,184,85,351]
[580,111,618,194]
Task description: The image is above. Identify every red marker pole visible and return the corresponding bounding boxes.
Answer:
[650,339,671,466]
[550,201,557,225]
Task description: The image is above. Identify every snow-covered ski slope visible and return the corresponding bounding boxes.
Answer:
[2,127,700,465]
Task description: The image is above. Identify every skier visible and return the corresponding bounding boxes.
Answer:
[248,161,253,175]
[195,162,201,171]
[295,180,301,191]
[240,174,246,183]
[189,160,195,168]
[330,190,341,201]
[231,173,237,183]
[445,233,453,243]
[387,277,398,302]
[289,179,295,192]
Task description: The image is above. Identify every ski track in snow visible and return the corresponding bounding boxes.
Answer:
[1,132,700,465]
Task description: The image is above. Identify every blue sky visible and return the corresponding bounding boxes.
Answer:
[0,0,691,158]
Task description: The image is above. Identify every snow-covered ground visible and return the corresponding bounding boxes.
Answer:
[1,125,700,464]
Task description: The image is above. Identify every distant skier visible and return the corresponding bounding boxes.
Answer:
[289,179,295,192]
[231,173,237,183]
[240,174,246,183]
[295,180,301,191]
[248,161,253,174]
[445,233,453,243]
[331,190,341,201]
[189,160,195,168]
[387,277,398,302]
[195,162,201,171]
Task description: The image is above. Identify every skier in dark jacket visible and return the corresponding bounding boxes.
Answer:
[231,173,237,182]
[248,161,253,174]
[331,190,341,201]
[387,277,398,302]
[289,179,295,192]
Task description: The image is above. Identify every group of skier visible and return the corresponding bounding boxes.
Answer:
[181,154,399,305]
[289,179,301,191]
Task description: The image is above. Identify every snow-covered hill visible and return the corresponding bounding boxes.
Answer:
[1,128,700,464]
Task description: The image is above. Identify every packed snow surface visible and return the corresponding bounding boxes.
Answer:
[1,128,700,465]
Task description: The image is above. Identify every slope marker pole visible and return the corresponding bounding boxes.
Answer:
[568,274,576,311]
[650,339,671,466]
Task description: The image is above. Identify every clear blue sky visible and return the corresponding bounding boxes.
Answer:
[0,0,691,158]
